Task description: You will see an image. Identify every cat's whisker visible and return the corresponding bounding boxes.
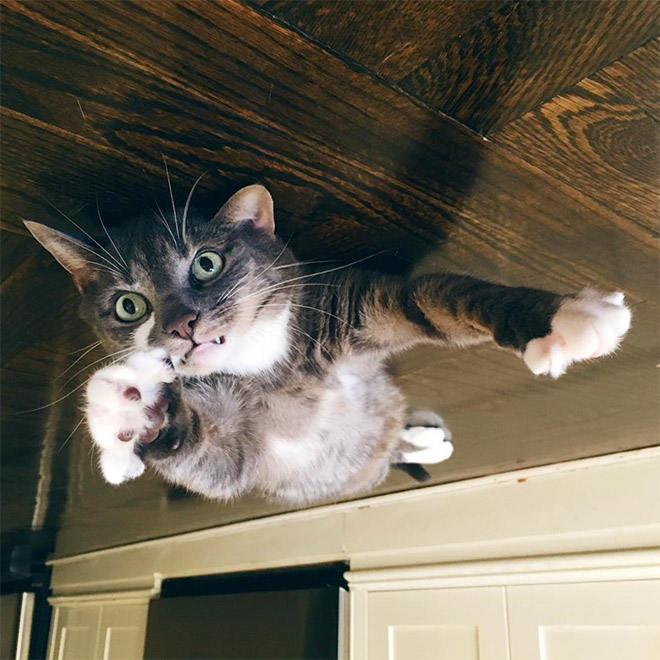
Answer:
[182,170,211,240]
[67,340,103,356]
[22,346,138,415]
[60,346,135,388]
[153,202,178,248]
[270,258,340,271]
[224,255,343,307]
[18,377,92,414]
[217,268,253,307]
[242,311,331,360]
[286,323,333,360]
[222,252,384,309]
[243,300,354,359]
[246,300,353,329]
[221,282,341,314]
[80,259,125,277]
[219,282,341,318]
[257,250,387,290]
[162,155,180,245]
[280,302,353,329]
[44,198,127,273]
[25,220,124,277]
[57,416,85,453]
[49,234,124,277]
[218,236,294,306]
[58,341,102,378]
[96,197,129,271]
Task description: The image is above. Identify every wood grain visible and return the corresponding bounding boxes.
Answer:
[591,38,660,122]
[0,0,657,558]
[255,0,659,134]
[400,0,659,133]
[253,0,503,80]
[493,43,660,235]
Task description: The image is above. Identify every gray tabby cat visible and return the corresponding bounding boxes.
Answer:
[26,185,631,504]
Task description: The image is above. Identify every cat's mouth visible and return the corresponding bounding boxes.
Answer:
[183,336,226,360]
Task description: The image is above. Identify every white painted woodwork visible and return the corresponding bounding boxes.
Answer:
[48,598,149,660]
[98,603,148,660]
[506,580,660,660]
[364,587,507,660]
[48,449,660,595]
[49,607,100,660]
[44,449,660,660]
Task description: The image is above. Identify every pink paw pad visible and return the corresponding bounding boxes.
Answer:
[123,386,141,401]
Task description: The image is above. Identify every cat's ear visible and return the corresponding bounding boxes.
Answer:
[213,184,274,234]
[23,220,99,292]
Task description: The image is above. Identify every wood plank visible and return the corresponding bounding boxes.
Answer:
[399,0,659,132]
[492,46,660,235]
[254,1,658,133]
[591,38,660,121]
[2,0,655,286]
[1,0,658,557]
[0,230,83,365]
[252,0,503,80]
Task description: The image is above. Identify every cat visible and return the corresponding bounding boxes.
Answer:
[25,184,632,504]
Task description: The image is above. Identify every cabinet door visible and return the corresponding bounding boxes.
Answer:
[49,607,101,660]
[98,602,149,660]
[507,580,660,660]
[363,587,508,660]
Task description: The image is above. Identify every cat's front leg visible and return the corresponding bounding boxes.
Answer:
[85,348,176,484]
[523,289,631,378]
[346,273,631,376]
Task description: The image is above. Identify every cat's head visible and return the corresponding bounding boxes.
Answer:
[26,185,297,377]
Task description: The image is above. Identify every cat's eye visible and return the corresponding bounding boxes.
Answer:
[192,250,224,283]
[115,293,149,323]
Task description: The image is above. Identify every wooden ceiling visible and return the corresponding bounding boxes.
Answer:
[1,0,658,560]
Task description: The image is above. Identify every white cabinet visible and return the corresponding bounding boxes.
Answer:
[352,578,660,660]
[98,603,149,660]
[50,607,100,660]
[363,587,508,660]
[507,580,660,660]
[48,598,148,660]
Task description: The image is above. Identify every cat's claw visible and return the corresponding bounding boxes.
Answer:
[85,348,175,484]
[523,288,631,378]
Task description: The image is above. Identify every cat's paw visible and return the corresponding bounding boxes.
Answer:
[399,424,454,464]
[85,348,175,484]
[523,289,631,378]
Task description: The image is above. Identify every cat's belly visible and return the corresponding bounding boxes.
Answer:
[257,362,404,502]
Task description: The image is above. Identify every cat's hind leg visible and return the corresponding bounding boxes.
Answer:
[395,410,454,466]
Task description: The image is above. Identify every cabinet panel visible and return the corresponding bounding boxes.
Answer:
[49,600,149,660]
[389,624,479,660]
[365,587,508,660]
[507,580,660,660]
[99,603,148,660]
[51,607,100,660]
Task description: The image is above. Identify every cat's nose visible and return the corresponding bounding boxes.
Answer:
[164,311,198,339]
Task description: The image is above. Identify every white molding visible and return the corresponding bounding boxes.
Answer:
[49,447,660,567]
[48,448,660,596]
[15,593,35,660]
[338,588,350,660]
[48,588,159,607]
[345,548,660,590]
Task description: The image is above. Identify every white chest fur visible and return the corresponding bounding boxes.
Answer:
[220,304,291,376]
